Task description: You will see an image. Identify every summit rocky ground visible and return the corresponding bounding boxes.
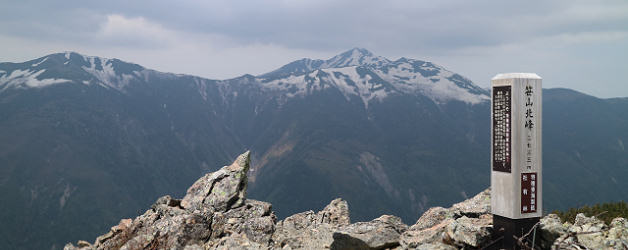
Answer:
[65,152,628,250]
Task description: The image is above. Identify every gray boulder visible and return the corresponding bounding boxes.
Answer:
[273,198,351,249]
[87,195,211,249]
[552,213,628,250]
[209,199,276,245]
[400,188,492,249]
[331,215,408,250]
[444,214,492,248]
[181,151,250,212]
[538,214,568,249]
[450,188,491,218]
[400,207,455,248]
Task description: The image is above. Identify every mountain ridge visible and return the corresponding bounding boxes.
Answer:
[1,48,489,109]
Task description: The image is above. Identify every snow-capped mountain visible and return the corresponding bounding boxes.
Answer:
[258,52,488,107]
[258,48,488,107]
[0,52,155,93]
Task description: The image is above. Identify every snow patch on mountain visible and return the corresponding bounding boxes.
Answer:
[32,57,48,67]
[0,69,71,92]
[194,77,210,101]
[256,49,488,107]
[374,60,488,105]
[81,56,140,91]
[325,67,390,107]
[261,72,314,98]
[261,65,392,107]
[259,58,487,108]
[300,59,324,72]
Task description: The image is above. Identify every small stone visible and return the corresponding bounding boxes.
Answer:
[76,240,92,247]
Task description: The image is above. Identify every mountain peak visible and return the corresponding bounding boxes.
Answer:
[258,48,389,79]
[338,47,375,58]
[324,48,390,69]
[0,51,146,93]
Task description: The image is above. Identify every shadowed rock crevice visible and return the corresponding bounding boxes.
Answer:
[65,152,628,250]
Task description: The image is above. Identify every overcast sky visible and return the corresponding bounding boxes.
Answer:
[1,0,627,98]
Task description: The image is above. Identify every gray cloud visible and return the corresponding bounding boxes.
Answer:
[0,0,627,97]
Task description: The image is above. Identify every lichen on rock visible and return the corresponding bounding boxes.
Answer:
[181,151,251,213]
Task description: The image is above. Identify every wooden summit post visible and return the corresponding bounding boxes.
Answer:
[491,73,542,249]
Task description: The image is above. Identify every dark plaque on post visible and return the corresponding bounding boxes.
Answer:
[490,73,542,249]
[521,173,538,214]
[492,86,511,173]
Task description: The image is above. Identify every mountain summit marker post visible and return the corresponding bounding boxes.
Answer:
[491,73,542,249]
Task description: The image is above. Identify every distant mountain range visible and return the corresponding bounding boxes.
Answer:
[1,48,627,249]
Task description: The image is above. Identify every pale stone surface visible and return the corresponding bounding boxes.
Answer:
[416,242,457,250]
[273,198,350,249]
[451,188,491,217]
[209,199,276,245]
[444,215,492,248]
[207,233,266,250]
[550,213,628,250]
[538,213,568,249]
[331,215,408,249]
[400,207,454,248]
[400,189,493,249]
[181,151,250,212]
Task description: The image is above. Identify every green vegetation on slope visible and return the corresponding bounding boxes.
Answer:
[552,201,628,224]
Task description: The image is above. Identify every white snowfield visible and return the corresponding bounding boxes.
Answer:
[80,55,142,91]
[0,69,71,91]
[0,49,489,108]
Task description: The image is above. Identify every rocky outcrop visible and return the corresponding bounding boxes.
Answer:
[400,189,493,249]
[65,151,628,250]
[181,151,250,213]
[64,151,275,250]
[272,198,351,249]
[547,213,628,249]
[331,215,408,249]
